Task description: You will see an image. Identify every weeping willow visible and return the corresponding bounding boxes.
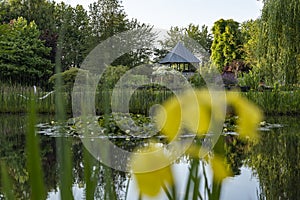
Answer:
[257,0,300,85]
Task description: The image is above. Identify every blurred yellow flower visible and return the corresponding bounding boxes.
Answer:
[155,90,262,141]
[155,89,226,139]
[155,96,182,141]
[131,144,174,197]
[227,92,263,140]
[211,154,233,181]
[182,90,212,135]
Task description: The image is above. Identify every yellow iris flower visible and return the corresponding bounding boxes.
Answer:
[131,144,174,197]
[155,89,262,140]
[226,92,263,140]
[155,96,182,141]
[155,89,226,140]
[211,154,233,181]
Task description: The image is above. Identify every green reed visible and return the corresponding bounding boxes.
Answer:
[0,84,56,114]
[1,81,300,117]
[243,89,300,115]
[2,85,300,116]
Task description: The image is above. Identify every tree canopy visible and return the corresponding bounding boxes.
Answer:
[1,0,300,88]
[0,17,52,86]
[257,0,300,85]
[211,19,243,71]
[0,0,156,86]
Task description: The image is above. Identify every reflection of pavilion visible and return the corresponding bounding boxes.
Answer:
[159,42,200,74]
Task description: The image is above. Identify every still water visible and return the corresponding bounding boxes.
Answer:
[0,114,299,200]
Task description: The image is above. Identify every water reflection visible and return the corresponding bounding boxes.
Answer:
[0,114,140,199]
[0,114,299,199]
[247,116,300,200]
[0,114,57,199]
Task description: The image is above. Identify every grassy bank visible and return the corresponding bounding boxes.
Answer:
[0,86,173,115]
[0,85,57,113]
[1,85,300,115]
[243,90,300,115]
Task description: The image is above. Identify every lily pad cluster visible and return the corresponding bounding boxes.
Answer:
[66,113,158,138]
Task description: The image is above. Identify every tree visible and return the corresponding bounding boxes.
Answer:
[0,17,52,86]
[211,19,243,71]
[88,0,128,43]
[257,0,300,85]
[111,19,156,68]
[0,0,58,64]
[185,24,212,54]
[88,0,156,68]
[240,20,260,67]
[161,24,212,52]
[0,0,56,32]
[54,3,92,70]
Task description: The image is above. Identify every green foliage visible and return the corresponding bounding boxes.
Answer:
[243,89,300,115]
[0,0,56,31]
[0,83,56,113]
[98,65,129,89]
[238,69,261,90]
[49,67,80,91]
[55,3,92,70]
[162,24,212,52]
[247,116,300,199]
[88,0,129,42]
[211,19,243,71]
[257,0,300,85]
[188,72,206,88]
[49,66,129,91]
[0,0,156,83]
[1,161,15,200]
[240,20,260,67]
[0,17,53,86]
[111,23,156,68]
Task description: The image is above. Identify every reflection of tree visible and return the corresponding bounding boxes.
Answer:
[224,135,248,176]
[0,114,57,199]
[0,114,145,199]
[247,116,300,200]
[41,136,58,193]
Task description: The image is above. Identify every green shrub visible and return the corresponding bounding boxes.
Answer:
[49,66,129,91]
[238,70,261,90]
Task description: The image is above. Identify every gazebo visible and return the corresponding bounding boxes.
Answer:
[159,42,200,72]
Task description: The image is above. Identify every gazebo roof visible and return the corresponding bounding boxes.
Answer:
[159,42,200,64]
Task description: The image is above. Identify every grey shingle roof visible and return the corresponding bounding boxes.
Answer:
[159,42,200,64]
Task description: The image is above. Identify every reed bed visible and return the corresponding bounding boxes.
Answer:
[242,89,300,115]
[1,84,300,115]
[0,84,56,114]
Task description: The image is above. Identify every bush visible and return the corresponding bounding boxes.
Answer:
[49,68,83,91]
[49,66,129,91]
[238,70,261,90]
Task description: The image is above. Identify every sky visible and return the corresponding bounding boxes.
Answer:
[59,0,263,29]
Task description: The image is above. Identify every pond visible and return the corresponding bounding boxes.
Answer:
[0,114,299,200]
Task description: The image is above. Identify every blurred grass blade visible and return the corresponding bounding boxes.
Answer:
[26,97,46,200]
[0,161,15,200]
[54,10,78,197]
[55,26,74,199]
[83,148,97,199]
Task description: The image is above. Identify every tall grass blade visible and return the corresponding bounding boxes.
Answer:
[83,148,97,199]
[26,97,46,199]
[55,20,74,199]
[0,161,15,200]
